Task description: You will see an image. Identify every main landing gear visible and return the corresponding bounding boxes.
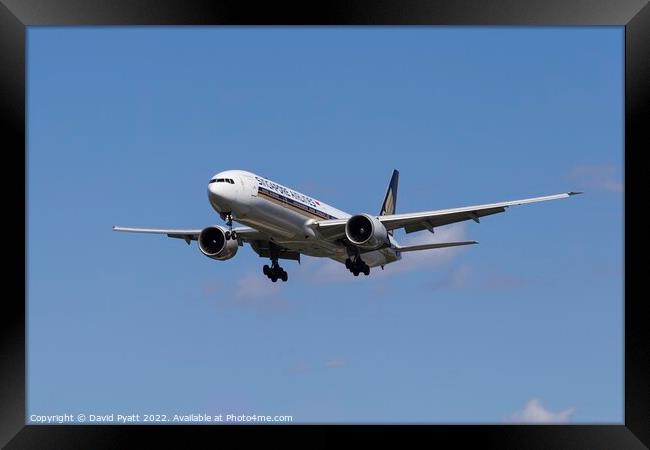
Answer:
[223,212,238,240]
[263,263,288,283]
[263,242,288,282]
[345,257,370,276]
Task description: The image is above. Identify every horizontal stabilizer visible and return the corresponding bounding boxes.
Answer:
[396,240,478,252]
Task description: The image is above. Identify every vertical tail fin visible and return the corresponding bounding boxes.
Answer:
[380,170,399,234]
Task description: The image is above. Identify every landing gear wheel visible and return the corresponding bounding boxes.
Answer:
[224,231,231,240]
[265,242,289,282]
[230,231,238,240]
[348,255,370,277]
[264,260,288,282]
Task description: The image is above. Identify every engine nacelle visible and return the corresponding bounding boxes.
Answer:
[345,214,390,250]
[198,226,238,261]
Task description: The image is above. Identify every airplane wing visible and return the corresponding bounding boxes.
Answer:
[112,225,266,244]
[315,192,581,239]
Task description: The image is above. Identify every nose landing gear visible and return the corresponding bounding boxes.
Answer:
[223,212,238,240]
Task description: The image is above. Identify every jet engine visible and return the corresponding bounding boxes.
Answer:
[198,226,238,260]
[345,214,390,250]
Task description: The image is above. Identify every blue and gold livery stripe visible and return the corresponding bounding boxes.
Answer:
[257,186,338,220]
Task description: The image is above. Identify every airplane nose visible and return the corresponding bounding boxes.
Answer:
[208,182,220,197]
[208,180,231,212]
[208,182,224,202]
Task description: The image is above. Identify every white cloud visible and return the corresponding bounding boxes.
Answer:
[394,225,471,271]
[569,164,623,193]
[202,272,290,313]
[235,272,281,299]
[507,399,576,424]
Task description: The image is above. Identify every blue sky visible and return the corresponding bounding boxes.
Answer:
[27,27,623,424]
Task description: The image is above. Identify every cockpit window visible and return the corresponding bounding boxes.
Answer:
[209,178,235,184]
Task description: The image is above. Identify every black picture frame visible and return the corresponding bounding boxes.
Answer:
[3,1,647,448]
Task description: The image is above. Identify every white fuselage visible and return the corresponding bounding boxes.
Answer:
[207,170,400,267]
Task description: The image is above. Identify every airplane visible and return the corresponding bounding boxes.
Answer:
[113,170,581,282]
